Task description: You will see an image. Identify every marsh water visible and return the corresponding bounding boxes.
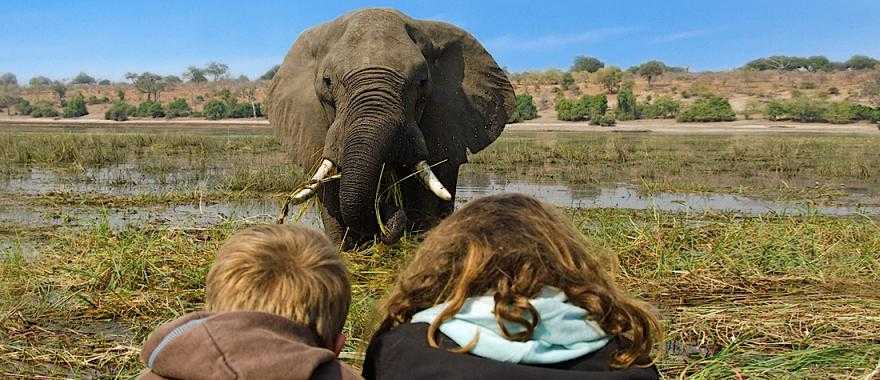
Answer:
[3,164,878,235]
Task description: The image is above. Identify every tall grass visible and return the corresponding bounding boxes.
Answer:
[1,209,878,378]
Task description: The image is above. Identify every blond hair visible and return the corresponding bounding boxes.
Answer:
[206,224,350,348]
[379,193,661,367]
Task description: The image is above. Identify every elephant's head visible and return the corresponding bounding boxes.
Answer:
[267,8,514,243]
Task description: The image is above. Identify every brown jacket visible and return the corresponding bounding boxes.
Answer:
[139,311,362,380]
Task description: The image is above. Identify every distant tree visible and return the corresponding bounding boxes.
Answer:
[260,64,280,81]
[803,56,833,72]
[638,60,665,87]
[29,76,53,87]
[51,81,67,102]
[595,66,624,94]
[204,61,230,81]
[130,72,167,101]
[845,55,879,70]
[239,85,259,118]
[163,75,183,85]
[236,74,250,82]
[98,79,112,85]
[62,94,89,118]
[571,56,604,73]
[71,72,96,85]
[0,73,17,86]
[183,66,208,83]
[124,72,139,83]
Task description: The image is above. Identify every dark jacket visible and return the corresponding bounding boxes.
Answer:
[139,311,362,380]
[363,323,659,380]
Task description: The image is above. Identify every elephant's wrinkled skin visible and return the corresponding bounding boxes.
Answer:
[267,8,514,248]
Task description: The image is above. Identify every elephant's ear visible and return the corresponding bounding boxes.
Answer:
[412,20,515,165]
[267,24,337,169]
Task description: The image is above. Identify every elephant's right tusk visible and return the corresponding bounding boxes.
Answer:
[415,161,452,201]
[290,159,335,205]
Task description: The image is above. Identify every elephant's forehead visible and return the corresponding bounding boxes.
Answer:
[330,17,425,75]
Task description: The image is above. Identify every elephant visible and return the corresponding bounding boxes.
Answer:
[267,8,514,248]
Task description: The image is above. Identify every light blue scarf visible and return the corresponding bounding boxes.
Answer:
[411,287,609,364]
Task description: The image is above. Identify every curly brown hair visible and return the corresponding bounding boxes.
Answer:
[378,193,661,367]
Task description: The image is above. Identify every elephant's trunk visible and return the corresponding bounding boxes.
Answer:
[338,67,406,231]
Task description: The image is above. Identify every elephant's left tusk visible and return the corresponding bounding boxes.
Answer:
[415,161,452,201]
[290,159,335,205]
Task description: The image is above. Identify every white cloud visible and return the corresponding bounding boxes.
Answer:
[651,29,713,44]
[486,27,639,52]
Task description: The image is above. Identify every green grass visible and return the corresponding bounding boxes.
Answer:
[1,209,878,378]
[467,133,880,200]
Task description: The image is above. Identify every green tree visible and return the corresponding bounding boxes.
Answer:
[845,55,879,70]
[638,60,665,87]
[260,64,280,81]
[62,94,89,118]
[204,61,230,81]
[0,73,17,86]
[595,66,624,94]
[98,79,111,85]
[130,72,168,101]
[571,56,604,73]
[203,99,230,120]
[29,76,53,87]
[163,75,183,85]
[51,81,67,102]
[561,72,575,90]
[71,72,96,85]
[166,98,192,118]
[105,101,136,121]
[136,100,165,118]
[677,96,736,122]
[183,66,208,83]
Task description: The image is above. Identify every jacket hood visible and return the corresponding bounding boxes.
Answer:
[139,311,361,380]
[411,287,610,364]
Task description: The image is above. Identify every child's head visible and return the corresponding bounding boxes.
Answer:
[206,224,350,350]
[382,193,660,367]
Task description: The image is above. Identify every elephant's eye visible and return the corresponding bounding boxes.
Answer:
[419,79,428,88]
[323,76,332,88]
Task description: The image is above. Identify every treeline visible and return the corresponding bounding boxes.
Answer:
[742,55,879,72]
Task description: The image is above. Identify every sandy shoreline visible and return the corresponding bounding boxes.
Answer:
[1,116,878,135]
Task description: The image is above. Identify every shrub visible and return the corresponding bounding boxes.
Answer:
[637,96,680,119]
[229,102,263,118]
[827,87,840,95]
[30,102,59,118]
[165,98,192,118]
[203,99,230,120]
[62,94,89,118]
[615,88,637,120]
[510,94,538,123]
[14,98,33,115]
[589,110,616,126]
[556,94,607,121]
[783,97,827,122]
[105,101,135,121]
[136,100,165,118]
[571,56,604,73]
[677,96,736,122]
[821,102,856,124]
[852,104,880,123]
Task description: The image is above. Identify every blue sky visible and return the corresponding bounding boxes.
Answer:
[4,1,880,81]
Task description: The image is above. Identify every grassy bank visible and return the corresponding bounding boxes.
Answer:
[4,132,880,203]
[468,133,880,200]
[2,209,878,378]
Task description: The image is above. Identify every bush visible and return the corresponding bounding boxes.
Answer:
[637,96,680,119]
[136,100,165,118]
[30,102,59,118]
[14,98,32,115]
[165,98,192,118]
[852,104,880,123]
[741,100,765,120]
[62,94,89,118]
[510,94,538,123]
[822,102,856,124]
[203,99,230,120]
[556,94,607,121]
[105,101,136,121]
[766,97,826,122]
[677,96,736,122]
[589,110,616,126]
[229,102,263,118]
[615,88,637,120]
